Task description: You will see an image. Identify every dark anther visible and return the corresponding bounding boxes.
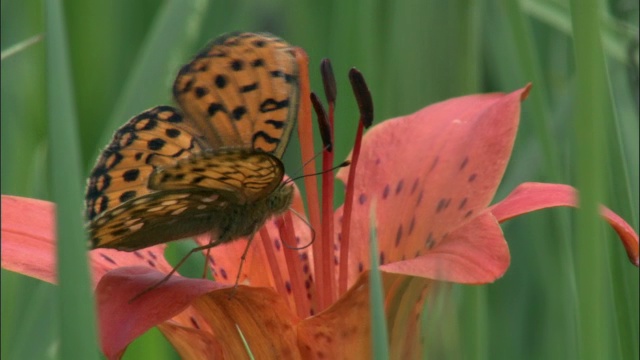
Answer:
[348,68,374,128]
[310,92,332,152]
[320,58,337,104]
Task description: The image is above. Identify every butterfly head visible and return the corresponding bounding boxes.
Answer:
[268,182,294,215]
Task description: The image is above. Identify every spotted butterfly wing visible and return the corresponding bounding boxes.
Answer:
[173,32,299,157]
[86,32,299,251]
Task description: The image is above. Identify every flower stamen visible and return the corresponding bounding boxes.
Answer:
[339,68,374,293]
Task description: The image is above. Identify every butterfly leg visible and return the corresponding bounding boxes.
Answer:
[228,235,255,299]
[201,232,217,279]
[130,239,224,303]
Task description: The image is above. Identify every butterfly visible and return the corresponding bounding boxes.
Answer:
[85,32,299,255]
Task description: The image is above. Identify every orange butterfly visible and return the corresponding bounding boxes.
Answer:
[85,32,299,255]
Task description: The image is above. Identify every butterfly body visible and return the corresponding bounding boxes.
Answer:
[85,32,299,251]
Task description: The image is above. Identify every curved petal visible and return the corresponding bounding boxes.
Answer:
[335,86,529,284]
[0,195,174,287]
[380,211,510,283]
[490,182,639,266]
[297,273,372,359]
[96,267,223,359]
[158,322,224,359]
[190,286,302,359]
[1,195,57,283]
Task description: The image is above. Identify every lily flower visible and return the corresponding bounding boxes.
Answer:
[2,52,638,359]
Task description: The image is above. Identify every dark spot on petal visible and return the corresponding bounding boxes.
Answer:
[444,198,451,209]
[379,252,385,265]
[468,173,477,182]
[395,225,403,247]
[426,233,436,249]
[460,156,469,170]
[358,262,364,272]
[99,253,117,265]
[252,58,264,67]
[395,179,404,195]
[285,281,292,294]
[429,156,439,173]
[220,268,228,280]
[436,198,447,213]
[411,179,419,194]
[147,260,156,267]
[134,251,144,259]
[416,190,424,206]
[465,210,473,218]
[382,184,390,199]
[458,197,468,210]
[358,193,367,205]
[147,251,157,260]
[408,216,415,235]
[274,238,281,251]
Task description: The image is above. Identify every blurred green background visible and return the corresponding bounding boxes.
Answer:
[2,0,638,359]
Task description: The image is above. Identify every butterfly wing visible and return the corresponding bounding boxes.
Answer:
[85,106,207,221]
[149,149,285,203]
[86,32,298,251]
[90,189,231,250]
[90,150,285,250]
[173,32,299,157]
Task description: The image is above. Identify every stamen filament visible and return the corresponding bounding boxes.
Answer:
[280,212,312,318]
[258,227,288,303]
[293,48,327,310]
[320,58,338,303]
[339,121,365,293]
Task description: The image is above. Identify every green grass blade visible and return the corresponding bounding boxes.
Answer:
[45,0,99,358]
[1,34,43,60]
[369,203,389,360]
[97,0,209,154]
[569,1,614,359]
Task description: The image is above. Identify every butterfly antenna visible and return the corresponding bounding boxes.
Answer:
[281,208,316,250]
[286,85,335,179]
[283,160,350,186]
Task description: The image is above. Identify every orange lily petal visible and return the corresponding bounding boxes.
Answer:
[297,273,372,358]
[191,286,302,358]
[380,211,510,283]
[490,182,639,266]
[336,86,530,284]
[96,267,223,359]
[0,195,174,286]
[1,195,57,283]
